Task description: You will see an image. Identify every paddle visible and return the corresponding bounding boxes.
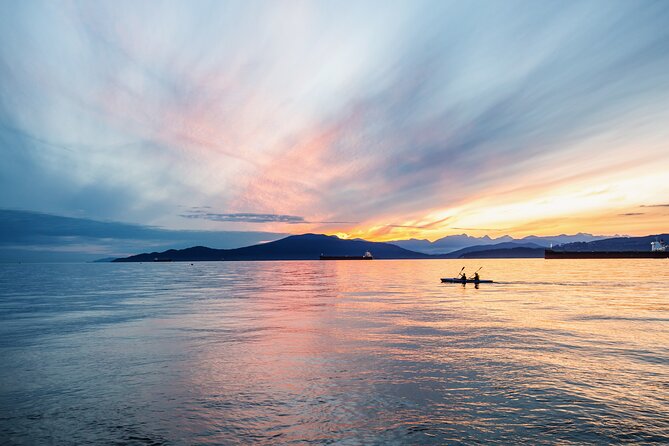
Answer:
[457,266,465,278]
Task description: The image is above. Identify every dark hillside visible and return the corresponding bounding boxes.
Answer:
[113,234,429,261]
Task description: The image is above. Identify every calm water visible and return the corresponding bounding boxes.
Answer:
[1,259,668,445]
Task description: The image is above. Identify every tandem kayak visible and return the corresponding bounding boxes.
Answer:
[441,278,494,284]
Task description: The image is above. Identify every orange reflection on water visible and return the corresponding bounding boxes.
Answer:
[165,259,669,443]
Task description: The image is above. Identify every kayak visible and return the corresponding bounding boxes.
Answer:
[441,278,494,283]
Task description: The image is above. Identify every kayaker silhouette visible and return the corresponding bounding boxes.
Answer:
[460,271,467,284]
[473,272,480,282]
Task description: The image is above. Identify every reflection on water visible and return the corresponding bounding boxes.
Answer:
[0,259,668,444]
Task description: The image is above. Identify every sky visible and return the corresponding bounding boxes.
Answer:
[1,0,669,259]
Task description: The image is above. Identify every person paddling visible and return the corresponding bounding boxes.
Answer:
[459,271,467,284]
[473,271,480,283]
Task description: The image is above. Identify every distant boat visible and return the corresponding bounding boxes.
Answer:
[545,240,669,259]
[320,251,373,260]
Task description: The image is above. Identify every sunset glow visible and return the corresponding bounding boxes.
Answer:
[1,0,668,256]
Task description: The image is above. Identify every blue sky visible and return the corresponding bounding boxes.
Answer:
[1,0,669,259]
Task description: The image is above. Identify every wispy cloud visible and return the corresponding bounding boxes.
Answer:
[451,227,512,232]
[181,209,355,225]
[1,1,668,239]
[181,211,307,224]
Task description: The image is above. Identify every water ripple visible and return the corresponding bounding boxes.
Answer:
[1,259,668,444]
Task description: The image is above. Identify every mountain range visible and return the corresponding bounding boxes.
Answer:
[390,233,605,254]
[552,234,668,252]
[113,234,430,262]
[112,233,665,262]
[442,241,545,258]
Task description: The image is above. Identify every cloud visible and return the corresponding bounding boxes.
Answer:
[640,204,669,208]
[0,209,287,261]
[225,1,669,233]
[181,211,306,224]
[180,209,356,225]
[1,1,668,239]
[451,227,512,232]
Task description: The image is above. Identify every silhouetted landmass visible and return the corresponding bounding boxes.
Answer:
[113,233,430,262]
[440,242,544,258]
[391,233,604,254]
[554,234,669,252]
[112,233,669,262]
[0,208,287,263]
[458,247,545,258]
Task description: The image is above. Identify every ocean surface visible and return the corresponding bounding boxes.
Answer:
[1,259,668,445]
